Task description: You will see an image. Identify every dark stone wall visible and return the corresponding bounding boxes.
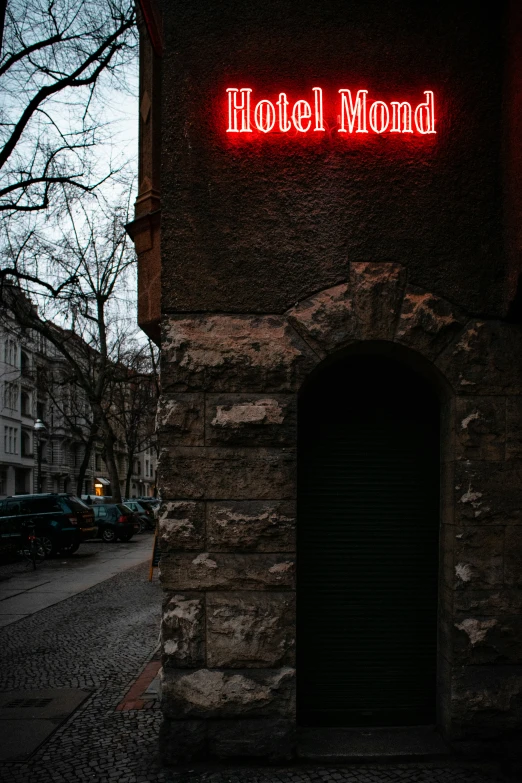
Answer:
[153,0,522,765]
[159,0,507,317]
[157,263,522,762]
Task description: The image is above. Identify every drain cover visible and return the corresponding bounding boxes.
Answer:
[0,689,90,761]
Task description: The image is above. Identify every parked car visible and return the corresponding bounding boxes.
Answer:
[122,499,155,529]
[92,504,141,543]
[135,498,160,520]
[0,493,96,557]
[81,494,112,505]
[139,497,160,509]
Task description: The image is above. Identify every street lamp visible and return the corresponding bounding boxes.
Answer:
[34,418,47,493]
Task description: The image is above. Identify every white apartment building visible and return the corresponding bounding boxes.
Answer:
[0,324,36,496]
[0,318,157,500]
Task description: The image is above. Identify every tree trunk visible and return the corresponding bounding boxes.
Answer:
[92,402,122,503]
[125,451,134,499]
[104,433,122,503]
[76,425,97,496]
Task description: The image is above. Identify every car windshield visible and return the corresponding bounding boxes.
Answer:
[115,504,132,515]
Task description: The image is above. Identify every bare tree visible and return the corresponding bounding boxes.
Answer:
[109,338,158,499]
[0,0,136,219]
[3,202,137,502]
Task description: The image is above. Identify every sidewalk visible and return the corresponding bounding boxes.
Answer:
[0,535,154,627]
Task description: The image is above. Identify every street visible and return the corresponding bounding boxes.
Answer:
[0,541,513,783]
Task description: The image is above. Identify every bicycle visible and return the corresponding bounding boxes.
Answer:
[19,522,46,570]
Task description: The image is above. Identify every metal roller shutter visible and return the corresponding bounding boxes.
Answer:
[297,356,440,727]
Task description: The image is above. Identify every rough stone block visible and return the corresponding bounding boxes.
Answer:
[160,553,295,591]
[454,587,522,616]
[156,393,204,445]
[158,501,205,550]
[504,526,522,587]
[455,397,506,461]
[454,461,522,525]
[394,285,466,360]
[162,592,204,668]
[207,718,294,760]
[158,447,296,500]
[161,666,295,719]
[159,718,206,763]
[506,397,522,460]
[451,665,522,739]
[161,315,319,393]
[286,283,354,356]
[206,592,295,668]
[350,261,407,340]
[207,500,295,552]
[453,614,522,665]
[453,526,504,590]
[437,320,522,396]
[205,394,296,446]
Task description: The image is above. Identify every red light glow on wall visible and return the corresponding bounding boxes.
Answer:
[226,88,436,136]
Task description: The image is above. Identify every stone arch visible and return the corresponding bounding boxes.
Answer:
[282,262,522,747]
[286,263,463,734]
[285,262,468,372]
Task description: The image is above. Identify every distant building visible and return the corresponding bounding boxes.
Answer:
[0,316,157,500]
[0,320,36,496]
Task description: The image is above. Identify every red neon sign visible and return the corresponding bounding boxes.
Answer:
[226,88,436,136]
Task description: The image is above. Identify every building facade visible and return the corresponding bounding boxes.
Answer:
[0,318,157,500]
[0,322,37,496]
[131,0,522,765]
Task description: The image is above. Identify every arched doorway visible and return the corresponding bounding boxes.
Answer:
[297,353,440,728]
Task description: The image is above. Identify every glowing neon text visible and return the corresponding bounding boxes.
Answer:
[226,88,436,136]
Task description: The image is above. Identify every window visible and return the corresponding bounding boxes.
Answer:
[5,500,21,515]
[21,431,32,457]
[0,468,6,496]
[37,402,45,420]
[4,426,18,454]
[26,497,62,513]
[21,392,31,417]
[95,453,101,471]
[20,351,30,377]
[4,382,19,411]
[49,441,60,465]
[145,460,149,477]
[4,338,16,366]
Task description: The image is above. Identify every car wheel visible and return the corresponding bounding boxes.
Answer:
[36,535,56,558]
[59,541,80,555]
[118,533,134,543]
[101,527,117,543]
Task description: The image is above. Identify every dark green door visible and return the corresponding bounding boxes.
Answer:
[297,355,440,727]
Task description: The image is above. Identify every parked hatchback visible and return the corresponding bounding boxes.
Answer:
[122,500,155,529]
[0,493,96,557]
[92,504,140,543]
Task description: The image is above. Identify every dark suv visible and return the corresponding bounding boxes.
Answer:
[0,494,96,557]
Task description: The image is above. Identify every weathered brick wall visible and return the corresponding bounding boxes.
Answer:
[157,263,522,761]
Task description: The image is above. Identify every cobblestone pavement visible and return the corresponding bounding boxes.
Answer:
[169,766,510,783]
[0,560,514,783]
